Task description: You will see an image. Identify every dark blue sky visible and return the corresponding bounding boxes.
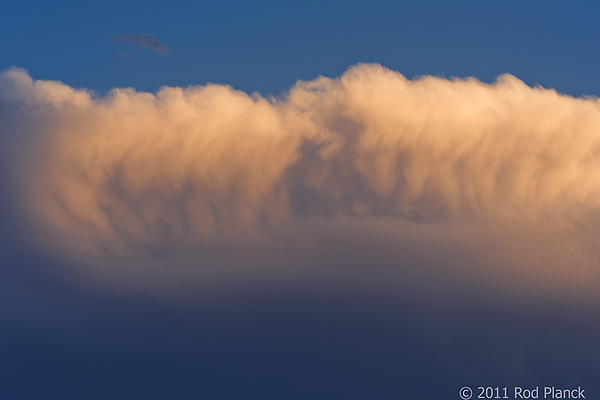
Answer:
[2,1,600,96]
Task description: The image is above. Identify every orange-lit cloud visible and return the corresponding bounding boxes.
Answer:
[1,65,600,299]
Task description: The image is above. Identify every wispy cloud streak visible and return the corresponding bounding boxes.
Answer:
[115,34,167,56]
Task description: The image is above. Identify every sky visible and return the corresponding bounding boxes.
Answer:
[2,1,600,400]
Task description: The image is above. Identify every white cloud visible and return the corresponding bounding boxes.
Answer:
[2,65,600,301]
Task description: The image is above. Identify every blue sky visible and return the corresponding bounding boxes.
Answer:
[3,2,600,399]
[3,1,600,96]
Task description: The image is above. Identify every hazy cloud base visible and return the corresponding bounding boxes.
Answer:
[1,64,600,303]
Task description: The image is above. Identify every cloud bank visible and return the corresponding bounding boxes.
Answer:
[1,64,600,300]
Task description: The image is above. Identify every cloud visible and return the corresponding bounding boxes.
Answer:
[1,64,600,302]
[114,34,168,56]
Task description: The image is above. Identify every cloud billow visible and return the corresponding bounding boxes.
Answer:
[1,64,600,301]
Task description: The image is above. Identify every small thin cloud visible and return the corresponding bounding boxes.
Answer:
[115,34,168,57]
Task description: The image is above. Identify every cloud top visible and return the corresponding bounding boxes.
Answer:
[2,65,600,300]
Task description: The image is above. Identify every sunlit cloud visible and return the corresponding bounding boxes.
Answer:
[1,64,600,300]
